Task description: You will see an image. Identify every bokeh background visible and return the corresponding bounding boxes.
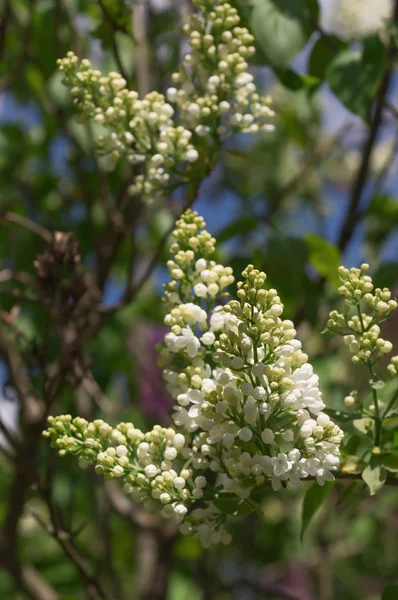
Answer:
[0,0,397,598]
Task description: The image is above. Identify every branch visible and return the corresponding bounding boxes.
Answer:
[337,1,398,252]
[132,3,151,96]
[0,0,11,62]
[105,481,171,530]
[0,553,60,600]
[218,577,307,600]
[0,289,48,307]
[384,99,398,121]
[0,211,52,243]
[37,480,110,600]
[0,319,41,419]
[314,472,398,486]
[100,179,202,315]
[97,0,129,35]
[276,123,354,205]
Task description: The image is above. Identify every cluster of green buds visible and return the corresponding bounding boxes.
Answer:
[57,1,274,206]
[43,416,206,523]
[169,0,274,138]
[327,264,396,366]
[327,263,398,456]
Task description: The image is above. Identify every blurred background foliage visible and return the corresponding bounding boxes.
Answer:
[0,0,398,599]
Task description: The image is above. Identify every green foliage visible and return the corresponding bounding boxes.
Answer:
[326,36,386,121]
[305,234,341,285]
[301,481,334,541]
[382,585,398,600]
[362,461,387,495]
[249,0,315,68]
[309,35,346,81]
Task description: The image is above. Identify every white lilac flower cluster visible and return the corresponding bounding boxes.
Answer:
[45,211,343,548]
[327,264,397,367]
[43,416,215,529]
[57,1,274,205]
[58,54,198,202]
[167,0,275,138]
[322,0,392,41]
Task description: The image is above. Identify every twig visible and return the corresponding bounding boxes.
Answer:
[297,473,398,486]
[218,577,307,600]
[38,480,109,600]
[100,179,202,315]
[384,99,398,121]
[105,480,169,530]
[337,0,398,252]
[97,0,129,35]
[1,211,52,243]
[277,123,354,204]
[0,289,48,307]
[0,416,19,452]
[132,3,151,96]
[0,0,11,62]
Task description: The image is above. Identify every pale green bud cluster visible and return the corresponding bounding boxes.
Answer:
[387,356,398,377]
[57,1,274,207]
[58,52,199,205]
[43,416,204,523]
[327,264,396,366]
[163,210,234,327]
[169,0,275,138]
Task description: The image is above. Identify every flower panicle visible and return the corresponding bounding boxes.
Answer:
[57,1,274,206]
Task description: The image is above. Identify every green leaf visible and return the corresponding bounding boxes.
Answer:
[304,234,340,285]
[25,64,48,104]
[382,585,398,600]
[301,481,334,541]
[217,216,258,243]
[379,453,398,473]
[324,408,363,422]
[362,462,387,495]
[308,35,345,81]
[326,35,386,121]
[249,0,313,68]
[274,67,320,91]
[368,196,398,223]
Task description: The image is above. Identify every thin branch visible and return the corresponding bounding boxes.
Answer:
[0,554,60,600]
[97,0,129,35]
[384,99,398,121]
[0,320,41,419]
[111,34,129,81]
[1,211,52,243]
[132,3,151,96]
[38,480,110,600]
[276,123,354,205]
[105,481,169,530]
[100,179,202,315]
[0,0,11,62]
[218,577,307,600]
[302,473,398,486]
[0,289,48,307]
[337,0,398,252]
[0,415,20,452]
